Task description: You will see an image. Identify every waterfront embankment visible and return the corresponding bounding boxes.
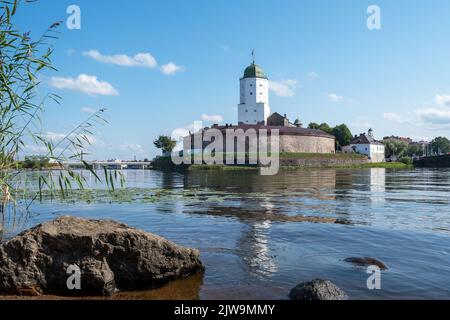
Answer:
[414,154,450,168]
[152,153,412,171]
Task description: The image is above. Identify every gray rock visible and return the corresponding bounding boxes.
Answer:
[344,257,388,270]
[0,216,204,296]
[289,279,348,300]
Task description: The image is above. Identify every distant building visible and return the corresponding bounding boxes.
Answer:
[185,57,335,155]
[383,135,413,144]
[267,112,294,127]
[343,129,385,162]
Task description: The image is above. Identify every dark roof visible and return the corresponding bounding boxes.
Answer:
[267,112,285,120]
[350,133,384,145]
[243,63,268,79]
[197,124,335,139]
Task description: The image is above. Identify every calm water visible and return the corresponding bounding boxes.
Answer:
[1,168,450,299]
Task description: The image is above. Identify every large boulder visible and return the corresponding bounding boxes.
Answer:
[290,279,348,300]
[0,216,204,296]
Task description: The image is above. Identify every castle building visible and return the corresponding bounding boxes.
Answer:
[238,61,271,125]
[185,58,336,155]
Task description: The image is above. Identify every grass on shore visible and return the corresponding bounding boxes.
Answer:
[349,162,413,169]
[188,164,259,171]
[188,162,412,171]
[278,152,367,160]
[280,162,413,170]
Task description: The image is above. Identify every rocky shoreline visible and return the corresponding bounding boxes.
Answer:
[0,216,204,296]
[0,216,389,300]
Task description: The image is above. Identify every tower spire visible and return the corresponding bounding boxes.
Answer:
[252,49,255,64]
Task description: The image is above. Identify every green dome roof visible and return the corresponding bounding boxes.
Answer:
[243,63,267,79]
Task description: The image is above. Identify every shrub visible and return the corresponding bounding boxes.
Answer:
[399,156,413,165]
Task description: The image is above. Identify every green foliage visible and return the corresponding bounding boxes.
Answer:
[383,138,408,159]
[20,155,51,169]
[406,144,424,157]
[399,156,413,165]
[308,122,319,129]
[430,136,450,155]
[308,122,353,150]
[332,124,353,149]
[154,135,177,155]
[308,122,332,134]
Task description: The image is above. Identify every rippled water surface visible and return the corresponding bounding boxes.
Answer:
[1,168,450,299]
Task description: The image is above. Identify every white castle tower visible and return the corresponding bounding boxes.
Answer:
[238,54,271,125]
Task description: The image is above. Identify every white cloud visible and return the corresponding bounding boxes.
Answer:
[44,132,67,141]
[435,94,450,107]
[81,107,97,114]
[170,121,205,151]
[83,50,157,69]
[201,114,224,123]
[160,62,184,75]
[171,128,190,140]
[327,93,343,102]
[269,79,298,97]
[307,72,319,79]
[49,74,119,96]
[44,132,98,145]
[170,128,190,152]
[415,108,450,125]
[383,94,450,129]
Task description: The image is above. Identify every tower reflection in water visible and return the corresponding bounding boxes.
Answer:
[183,169,340,279]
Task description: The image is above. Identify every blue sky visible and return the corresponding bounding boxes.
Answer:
[14,0,450,159]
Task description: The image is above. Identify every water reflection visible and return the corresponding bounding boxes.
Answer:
[237,220,278,278]
[1,168,450,299]
[370,168,386,193]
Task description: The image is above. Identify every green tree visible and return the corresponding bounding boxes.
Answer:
[22,156,50,170]
[319,123,333,134]
[399,156,413,165]
[154,136,177,155]
[308,122,320,130]
[308,122,333,134]
[332,124,353,149]
[406,144,424,157]
[430,137,450,155]
[383,139,408,159]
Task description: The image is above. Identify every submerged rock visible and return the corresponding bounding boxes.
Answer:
[344,257,388,270]
[289,279,348,300]
[0,216,204,296]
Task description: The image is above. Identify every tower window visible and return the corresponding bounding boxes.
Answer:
[250,92,253,95]
[245,110,248,112]
[254,109,257,112]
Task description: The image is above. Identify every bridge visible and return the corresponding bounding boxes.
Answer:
[63,161,152,170]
